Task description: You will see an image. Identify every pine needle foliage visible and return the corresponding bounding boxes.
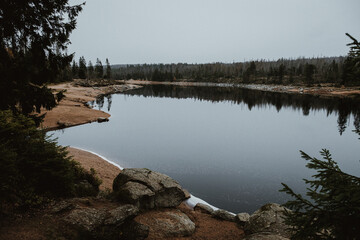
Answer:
[0,110,101,210]
[280,149,360,240]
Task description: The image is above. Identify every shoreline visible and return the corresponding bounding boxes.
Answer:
[69,145,222,212]
[40,80,142,131]
[125,79,360,99]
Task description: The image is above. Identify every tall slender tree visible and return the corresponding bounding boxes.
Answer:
[105,58,111,79]
[87,60,94,79]
[78,56,87,79]
[95,58,103,79]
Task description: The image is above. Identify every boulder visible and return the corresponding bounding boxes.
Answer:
[63,204,139,237]
[236,212,250,226]
[137,210,195,238]
[104,204,139,225]
[113,168,188,209]
[212,209,236,222]
[119,220,150,240]
[63,208,107,232]
[97,117,109,123]
[244,203,291,238]
[194,203,214,214]
[245,232,290,240]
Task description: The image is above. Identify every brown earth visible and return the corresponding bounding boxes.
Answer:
[39,81,141,131]
[67,147,121,191]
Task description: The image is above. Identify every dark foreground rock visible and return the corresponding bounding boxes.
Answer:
[194,203,214,214]
[212,209,236,222]
[245,232,290,240]
[244,203,291,239]
[113,168,188,209]
[135,209,196,238]
[236,212,251,226]
[62,202,139,239]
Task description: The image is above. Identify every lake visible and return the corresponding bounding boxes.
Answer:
[51,85,360,213]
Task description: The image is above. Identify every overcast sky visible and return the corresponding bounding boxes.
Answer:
[68,0,360,64]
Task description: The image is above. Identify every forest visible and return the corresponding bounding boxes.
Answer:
[70,34,360,87]
[111,57,347,85]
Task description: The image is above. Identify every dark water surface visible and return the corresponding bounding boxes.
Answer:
[51,85,360,213]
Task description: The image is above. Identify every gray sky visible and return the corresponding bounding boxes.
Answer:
[68,0,360,64]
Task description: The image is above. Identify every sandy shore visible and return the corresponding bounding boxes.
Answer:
[39,80,141,131]
[67,147,121,191]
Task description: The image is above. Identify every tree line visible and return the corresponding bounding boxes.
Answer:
[68,57,112,80]
[111,34,359,86]
[112,57,346,85]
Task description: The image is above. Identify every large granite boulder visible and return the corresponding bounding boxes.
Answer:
[212,209,236,222]
[194,203,214,214]
[113,168,188,209]
[63,204,139,238]
[136,210,196,238]
[245,232,290,240]
[244,203,292,238]
[236,212,251,226]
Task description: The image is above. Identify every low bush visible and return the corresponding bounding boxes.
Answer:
[0,110,101,210]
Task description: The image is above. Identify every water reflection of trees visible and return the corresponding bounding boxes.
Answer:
[120,85,360,135]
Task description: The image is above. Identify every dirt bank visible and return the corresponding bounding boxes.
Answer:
[67,147,121,191]
[39,80,141,131]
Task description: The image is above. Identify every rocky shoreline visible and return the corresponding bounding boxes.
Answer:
[62,146,291,240]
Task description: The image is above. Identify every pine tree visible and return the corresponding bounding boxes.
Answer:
[0,0,83,117]
[71,60,79,79]
[87,61,94,79]
[105,58,111,79]
[342,33,360,85]
[280,149,360,239]
[304,63,316,86]
[95,58,103,79]
[78,56,87,79]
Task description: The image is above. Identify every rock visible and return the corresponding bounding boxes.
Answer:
[113,168,188,209]
[51,201,76,214]
[236,212,250,226]
[97,117,109,123]
[115,182,155,208]
[245,232,290,240]
[57,120,70,128]
[120,220,150,240]
[138,210,195,238]
[104,204,139,225]
[63,204,139,239]
[212,209,236,222]
[244,203,291,238]
[64,208,107,232]
[194,203,214,214]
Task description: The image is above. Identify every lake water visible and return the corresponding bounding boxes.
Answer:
[51,85,360,213]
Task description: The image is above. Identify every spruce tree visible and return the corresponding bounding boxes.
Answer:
[0,0,83,117]
[105,58,111,79]
[280,149,360,239]
[342,33,360,85]
[95,58,103,79]
[78,56,87,79]
[87,60,94,79]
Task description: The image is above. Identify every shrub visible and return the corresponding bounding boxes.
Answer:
[280,149,360,239]
[0,110,100,209]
